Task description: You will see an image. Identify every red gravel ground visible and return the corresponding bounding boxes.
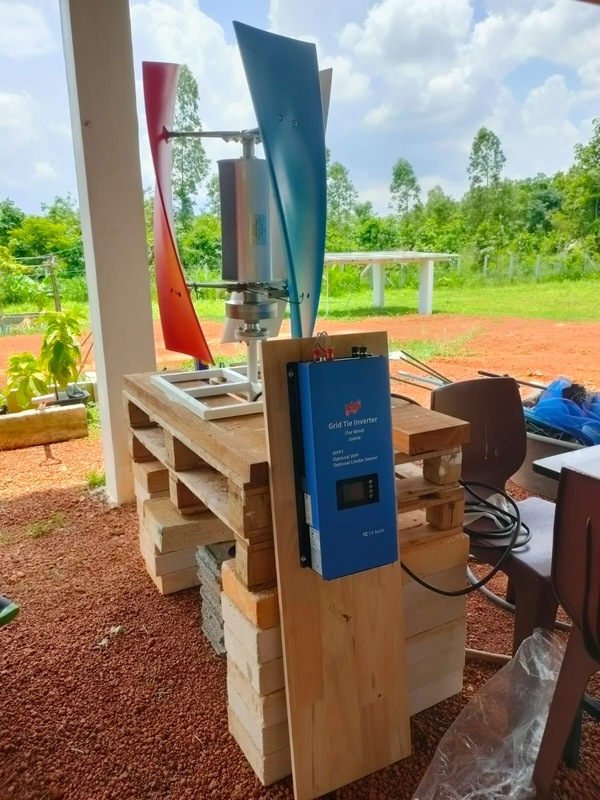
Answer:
[1,313,600,799]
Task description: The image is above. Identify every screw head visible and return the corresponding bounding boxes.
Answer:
[277,114,283,121]
[292,119,298,126]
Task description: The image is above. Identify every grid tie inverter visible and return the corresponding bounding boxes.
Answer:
[288,352,398,580]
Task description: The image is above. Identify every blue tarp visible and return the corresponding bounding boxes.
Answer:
[525,377,600,446]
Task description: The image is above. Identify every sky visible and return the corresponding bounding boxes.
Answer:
[1,0,600,216]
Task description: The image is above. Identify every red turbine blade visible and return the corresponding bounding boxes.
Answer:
[142,61,213,364]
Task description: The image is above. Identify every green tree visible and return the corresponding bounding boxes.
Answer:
[555,119,600,248]
[40,194,84,275]
[355,201,374,221]
[389,158,420,217]
[172,65,211,228]
[8,217,74,262]
[357,215,399,251]
[326,150,358,251]
[468,128,506,188]
[203,173,221,217]
[0,199,25,246]
[180,214,222,276]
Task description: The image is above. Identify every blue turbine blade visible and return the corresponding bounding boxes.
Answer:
[234,22,327,338]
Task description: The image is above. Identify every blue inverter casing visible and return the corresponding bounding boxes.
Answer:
[292,356,398,580]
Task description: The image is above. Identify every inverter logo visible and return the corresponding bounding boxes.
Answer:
[345,400,362,417]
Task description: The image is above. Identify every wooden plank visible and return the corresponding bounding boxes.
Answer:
[408,669,464,716]
[398,509,463,549]
[228,683,290,757]
[224,626,285,695]
[422,451,462,485]
[228,707,292,786]
[125,398,153,428]
[221,559,280,630]
[138,524,198,576]
[426,497,465,531]
[406,618,466,692]
[261,331,411,800]
[130,425,167,464]
[402,566,467,638]
[397,483,463,514]
[173,466,232,530]
[142,497,232,553]
[164,429,204,470]
[228,482,273,534]
[123,379,270,486]
[133,459,169,494]
[128,431,154,462]
[169,472,207,515]
[143,561,199,595]
[227,660,288,728]
[134,480,169,504]
[391,403,469,457]
[395,445,460,466]
[401,532,469,581]
[222,593,283,665]
[235,536,277,591]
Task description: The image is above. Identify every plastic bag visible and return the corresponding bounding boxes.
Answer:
[412,629,564,800]
[527,377,600,445]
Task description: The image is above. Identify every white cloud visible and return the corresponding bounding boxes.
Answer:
[0,2,55,59]
[363,102,394,128]
[130,0,254,131]
[320,55,370,101]
[339,0,473,64]
[0,91,39,152]
[32,160,57,181]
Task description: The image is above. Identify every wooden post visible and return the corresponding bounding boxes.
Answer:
[535,254,541,281]
[509,253,514,281]
[60,0,156,502]
[483,253,489,280]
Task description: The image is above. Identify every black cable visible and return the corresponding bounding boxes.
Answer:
[462,480,532,549]
[400,479,525,597]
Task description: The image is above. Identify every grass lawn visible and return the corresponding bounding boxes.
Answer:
[315,278,600,323]
[2,276,599,331]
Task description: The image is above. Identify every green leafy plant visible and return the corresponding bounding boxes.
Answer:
[85,470,106,488]
[86,402,101,433]
[6,352,49,409]
[38,311,82,401]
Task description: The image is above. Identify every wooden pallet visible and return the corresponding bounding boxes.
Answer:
[124,373,467,593]
[124,376,275,590]
[124,361,470,794]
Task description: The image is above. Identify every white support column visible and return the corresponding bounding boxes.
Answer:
[418,259,435,315]
[372,262,386,308]
[60,0,156,503]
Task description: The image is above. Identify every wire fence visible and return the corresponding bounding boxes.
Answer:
[2,249,600,333]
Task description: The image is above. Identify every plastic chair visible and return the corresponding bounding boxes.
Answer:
[430,377,558,653]
[533,468,600,798]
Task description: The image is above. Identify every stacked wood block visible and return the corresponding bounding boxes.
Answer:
[123,371,470,790]
[221,559,290,785]
[197,542,236,655]
[394,427,468,715]
[125,393,241,595]
[123,380,277,596]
